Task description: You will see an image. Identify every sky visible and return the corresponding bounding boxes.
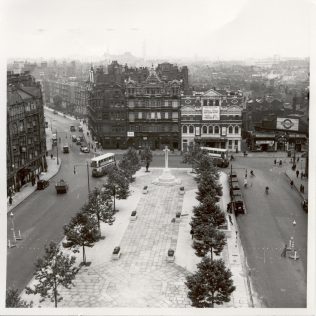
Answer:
[1,0,313,60]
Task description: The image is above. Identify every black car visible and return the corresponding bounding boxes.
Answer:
[302,199,308,213]
[37,180,49,190]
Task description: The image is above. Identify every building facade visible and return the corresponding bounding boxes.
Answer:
[181,89,244,152]
[88,68,127,149]
[7,71,47,194]
[125,67,181,150]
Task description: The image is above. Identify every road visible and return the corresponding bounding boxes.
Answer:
[231,156,307,307]
[7,111,107,291]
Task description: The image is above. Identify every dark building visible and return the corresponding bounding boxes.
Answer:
[125,67,181,150]
[7,71,47,195]
[88,67,127,149]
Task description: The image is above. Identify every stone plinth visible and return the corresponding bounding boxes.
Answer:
[152,168,181,186]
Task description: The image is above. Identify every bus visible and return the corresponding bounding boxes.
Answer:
[200,147,229,168]
[90,153,116,177]
[52,133,57,146]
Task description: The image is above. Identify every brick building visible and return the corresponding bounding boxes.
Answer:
[7,71,47,194]
[125,67,181,150]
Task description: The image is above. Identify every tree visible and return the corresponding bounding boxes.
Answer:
[191,196,226,228]
[124,147,141,173]
[196,171,222,203]
[194,153,218,180]
[140,147,153,172]
[103,165,130,212]
[192,224,226,259]
[83,187,115,235]
[182,143,202,172]
[25,242,78,308]
[63,212,99,265]
[185,257,235,307]
[6,288,33,308]
[118,155,135,183]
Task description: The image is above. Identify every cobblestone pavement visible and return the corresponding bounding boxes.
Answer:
[54,183,192,307]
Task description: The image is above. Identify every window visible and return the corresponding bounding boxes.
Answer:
[157,112,161,119]
[202,126,207,134]
[235,140,238,147]
[214,126,219,134]
[228,140,233,149]
[215,99,219,106]
[189,125,194,134]
[129,113,135,122]
[203,100,207,106]
[228,126,233,134]
[234,126,239,134]
[209,100,214,106]
[138,112,142,119]
[183,125,188,134]
[151,112,155,119]
[208,126,213,134]
[172,112,178,119]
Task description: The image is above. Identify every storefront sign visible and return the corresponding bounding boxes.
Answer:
[127,132,134,137]
[256,140,274,145]
[276,118,299,131]
[202,106,220,121]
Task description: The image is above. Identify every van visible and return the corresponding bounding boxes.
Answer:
[63,144,69,153]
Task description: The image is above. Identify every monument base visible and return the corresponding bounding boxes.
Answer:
[152,168,181,186]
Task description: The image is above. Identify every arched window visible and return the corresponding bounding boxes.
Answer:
[214,126,219,134]
[208,126,213,134]
[215,99,219,106]
[189,125,194,134]
[228,126,233,134]
[234,126,239,134]
[202,125,207,134]
[182,125,188,134]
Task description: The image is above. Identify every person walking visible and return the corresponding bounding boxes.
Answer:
[301,185,305,194]
[279,160,282,166]
[51,153,53,159]
[274,159,277,165]
[296,170,299,178]
[290,180,294,189]
[190,229,194,240]
[281,244,288,257]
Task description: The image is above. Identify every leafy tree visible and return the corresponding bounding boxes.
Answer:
[140,147,153,172]
[196,171,222,203]
[185,257,235,307]
[124,147,141,173]
[63,212,99,265]
[118,155,135,183]
[25,242,78,308]
[191,196,226,228]
[103,165,130,212]
[182,143,203,172]
[6,288,33,308]
[83,187,115,235]
[192,225,226,259]
[194,153,218,180]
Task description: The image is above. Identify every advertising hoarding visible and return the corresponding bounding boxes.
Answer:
[202,106,220,121]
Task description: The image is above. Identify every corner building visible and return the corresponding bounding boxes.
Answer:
[181,89,244,152]
[126,67,181,150]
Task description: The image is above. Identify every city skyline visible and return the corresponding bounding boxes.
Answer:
[2,0,311,61]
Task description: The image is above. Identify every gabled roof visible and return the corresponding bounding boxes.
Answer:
[145,67,161,84]
[202,89,223,97]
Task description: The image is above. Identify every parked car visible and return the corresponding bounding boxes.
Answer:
[302,199,308,213]
[80,146,90,153]
[37,180,49,190]
[70,125,76,132]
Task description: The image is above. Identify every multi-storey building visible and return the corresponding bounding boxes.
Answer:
[181,89,244,152]
[125,67,181,149]
[7,71,47,194]
[88,67,127,149]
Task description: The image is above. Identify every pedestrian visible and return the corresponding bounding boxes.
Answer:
[229,215,233,225]
[190,229,194,239]
[279,160,282,166]
[296,170,299,178]
[301,172,304,180]
[301,185,304,194]
[274,159,277,165]
[281,244,287,257]
[290,180,294,188]
[51,153,53,159]
[9,196,13,205]
[297,157,299,162]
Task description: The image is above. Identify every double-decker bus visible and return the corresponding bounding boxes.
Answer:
[90,153,116,177]
[200,147,229,168]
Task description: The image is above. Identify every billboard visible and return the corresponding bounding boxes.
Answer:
[276,118,299,131]
[202,106,220,120]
